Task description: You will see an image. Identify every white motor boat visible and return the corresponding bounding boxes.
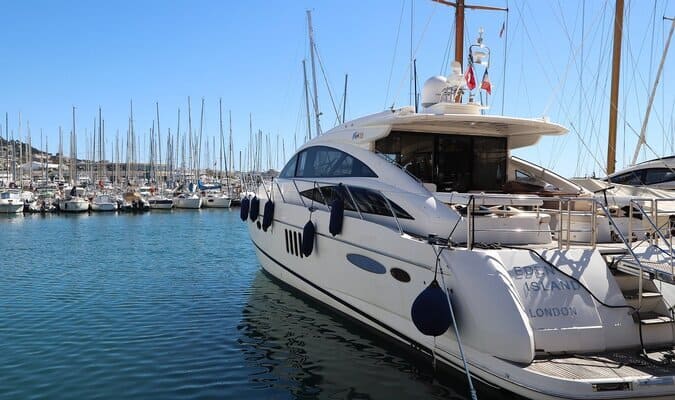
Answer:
[173,193,202,209]
[148,195,174,210]
[202,192,232,208]
[90,194,118,212]
[0,189,24,213]
[244,67,675,397]
[58,187,90,213]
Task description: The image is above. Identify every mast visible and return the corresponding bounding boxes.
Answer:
[606,0,624,175]
[197,97,205,182]
[631,16,674,165]
[302,59,312,141]
[433,0,506,65]
[156,102,162,187]
[188,96,193,184]
[342,74,348,123]
[306,10,321,136]
[4,113,8,184]
[58,126,62,182]
[228,110,233,174]
[71,106,76,185]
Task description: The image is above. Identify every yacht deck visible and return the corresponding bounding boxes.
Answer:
[526,349,675,381]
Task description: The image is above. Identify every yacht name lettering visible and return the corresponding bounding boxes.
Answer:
[510,265,555,279]
[524,279,581,292]
[528,307,577,318]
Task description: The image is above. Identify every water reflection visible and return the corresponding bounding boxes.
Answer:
[238,271,473,400]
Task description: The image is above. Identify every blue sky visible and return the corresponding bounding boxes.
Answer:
[1,0,673,178]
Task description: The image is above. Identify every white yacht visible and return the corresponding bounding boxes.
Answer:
[58,186,90,213]
[202,191,232,208]
[90,193,118,212]
[604,156,675,191]
[173,192,202,209]
[0,189,24,213]
[148,195,174,210]
[244,66,675,397]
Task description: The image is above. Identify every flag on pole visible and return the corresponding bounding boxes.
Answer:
[499,22,506,38]
[481,69,492,95]
[465,64,476,90]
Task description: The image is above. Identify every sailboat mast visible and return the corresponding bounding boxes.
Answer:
[156,102,162,187]
[228,110,233,174]
[606,0,624,175]
[455,0,465,64]
[306,10,321,136]
[71,106,76,185]
[302,59,312,141]
[433,0,507,65]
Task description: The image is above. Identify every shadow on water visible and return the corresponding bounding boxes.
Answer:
[237,271,517,400]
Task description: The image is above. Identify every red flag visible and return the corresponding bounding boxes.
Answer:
[465,64,476,90]
[481,69,492,95]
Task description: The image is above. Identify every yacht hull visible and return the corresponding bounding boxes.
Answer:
[0,202,24,213]
[148,198,173,209]
[174,196,202,209]
[248,199,675,400]
[203,196,232,208]
[59,199,90,212]
[90,202,117,212]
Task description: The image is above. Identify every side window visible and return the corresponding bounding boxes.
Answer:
[299,185,413,220]
[611,171,643,185]
[515,170,533,181]
[295,146,377,178]
[280,155,297,178]
[644,168,675,185]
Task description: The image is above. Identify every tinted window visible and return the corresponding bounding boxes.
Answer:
[295,146,377,178]
[644,168,675,185]
[280,155,297,178]
[610,171,644,185]
[376,131,507,192]
[300,185,413,219]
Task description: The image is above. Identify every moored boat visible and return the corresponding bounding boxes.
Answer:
[243,25,675,400]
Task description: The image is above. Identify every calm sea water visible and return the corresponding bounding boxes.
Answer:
[0,210,491,400]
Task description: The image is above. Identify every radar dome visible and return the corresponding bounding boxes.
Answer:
[421,76,447,108]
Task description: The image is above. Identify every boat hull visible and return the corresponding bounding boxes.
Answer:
[202,196,232,208]
[59,199,90,212]
[0,202,24,213]
[149,199,173,209]
[247,199,675,400]
[174,196,202,209]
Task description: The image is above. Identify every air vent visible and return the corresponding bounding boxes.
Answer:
[592,382,631,392]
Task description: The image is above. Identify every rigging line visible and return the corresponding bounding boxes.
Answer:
[562,0,610,167]
[313,46,341,124]
[511,0,571,118]
[569,122,607,176]
[390,5,438,109]
[585,2,612,172]
[439,18,456,75]
[547,0,584,171]
[384,0,407,109]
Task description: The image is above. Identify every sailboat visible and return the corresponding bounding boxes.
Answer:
[244,5,675,399]
[58,107,89,213]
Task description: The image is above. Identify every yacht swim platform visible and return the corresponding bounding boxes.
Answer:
[526,350,675,390]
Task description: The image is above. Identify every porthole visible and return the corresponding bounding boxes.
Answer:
[390,267,410,283]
